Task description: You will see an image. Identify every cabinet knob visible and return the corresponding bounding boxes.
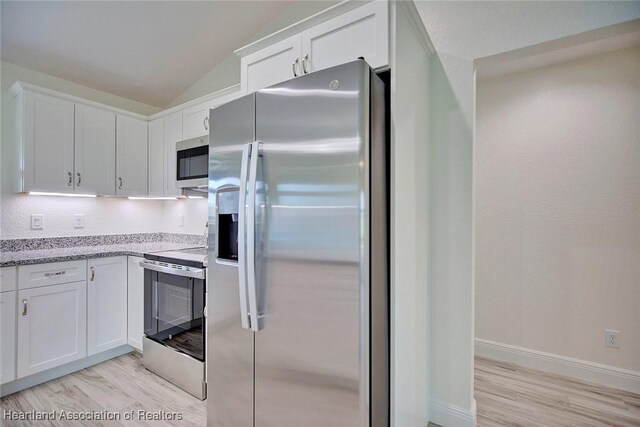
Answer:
[22,299,28,316]
[203,116,209,131]
[68,172,73,186]
[302,54,310,74]
[118,177,123,189]
[90,267,95,281]
[77,172,82,186]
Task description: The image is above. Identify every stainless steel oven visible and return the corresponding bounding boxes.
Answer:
[176,136,208,188]
[140,250,207,399]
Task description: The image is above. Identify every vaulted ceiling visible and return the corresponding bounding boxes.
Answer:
[1,1,295,107]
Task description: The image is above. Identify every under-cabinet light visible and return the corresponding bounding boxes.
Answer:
[29,192,96,198]
[187,196,204,199]
[127,196,178,200]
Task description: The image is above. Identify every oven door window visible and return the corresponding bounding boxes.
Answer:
[144,270,205,361]
[177,145,208,181]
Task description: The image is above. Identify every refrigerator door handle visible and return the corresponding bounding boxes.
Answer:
[237,143,251,329]
[247,140,263,332]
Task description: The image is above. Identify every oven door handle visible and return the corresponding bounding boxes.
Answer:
[139,261,205,280]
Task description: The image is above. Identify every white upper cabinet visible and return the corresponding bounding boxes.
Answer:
[12,82,239,197]
[241,34,302,95]
[75,104,116,195]
[182,101,214,140]
[18,91,75,192]
[116,115,148,196]
[301,1,388,73]
[182,90,242,140]
[238,1,389,94]
[87,257,128,356]
[164,112,183,196]
[148,117,164,197]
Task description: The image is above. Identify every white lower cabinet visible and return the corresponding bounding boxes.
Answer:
[17,281,87,378]
[1,291,17,384]
[127,256,144,351]
[87,257,128,356]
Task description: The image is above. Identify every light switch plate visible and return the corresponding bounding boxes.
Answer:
[31,214,43,230]
[74,214,85,229]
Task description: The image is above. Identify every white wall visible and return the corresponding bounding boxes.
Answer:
[476,46,640,372]
[414,0,640,418]
[162,197,208,236]
[0,62,207,239]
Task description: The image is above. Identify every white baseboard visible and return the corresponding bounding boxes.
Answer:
[429,398,477,427]
[475,338,640,394]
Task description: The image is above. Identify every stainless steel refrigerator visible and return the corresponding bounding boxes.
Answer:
[207,60,388,427]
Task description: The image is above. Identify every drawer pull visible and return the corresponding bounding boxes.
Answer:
[90,267,95,281]
[44,271,66,278]
[22,299,28,316]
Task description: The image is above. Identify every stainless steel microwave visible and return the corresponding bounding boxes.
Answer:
[176,136,208,188]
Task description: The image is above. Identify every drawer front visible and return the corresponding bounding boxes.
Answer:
[0,267,17,293]
[18,260,87,290]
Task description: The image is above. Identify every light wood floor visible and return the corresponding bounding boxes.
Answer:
[475,356,640,427]
[3,352,639,426]
[0,352,206,426]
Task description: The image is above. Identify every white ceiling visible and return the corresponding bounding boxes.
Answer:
[1,1,293,107]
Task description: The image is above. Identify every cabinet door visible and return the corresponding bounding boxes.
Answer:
[164,112,182,196]
[116,115,148,196]
[241,34,302,95]
[148,118,164,197]
[1,291,16,384]
[21,91,75,192]
[301,1,389,73]
[127,256,144,352]
[87,257,127,356]
[17,281,87,378]
[182,101,212,140]
[74,104,116,195]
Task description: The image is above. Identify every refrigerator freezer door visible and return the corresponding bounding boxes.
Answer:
[254,61,371,426]
[208,94,255,427]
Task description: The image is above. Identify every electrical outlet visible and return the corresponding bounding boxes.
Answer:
[74,214,85,229]
[604,329,620,348]
[30,214,43,230]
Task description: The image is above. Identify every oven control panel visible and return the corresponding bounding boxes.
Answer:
[140,259,206,280]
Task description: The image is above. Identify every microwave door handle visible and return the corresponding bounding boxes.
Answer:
[237,143,251,330]
[247,141,262,332]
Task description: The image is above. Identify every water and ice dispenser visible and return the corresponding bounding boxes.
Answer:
[216,188,239,263]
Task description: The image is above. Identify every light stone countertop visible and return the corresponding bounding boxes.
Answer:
[0,233,206,267]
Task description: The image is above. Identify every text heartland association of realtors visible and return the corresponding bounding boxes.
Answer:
[2,409,184,421]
